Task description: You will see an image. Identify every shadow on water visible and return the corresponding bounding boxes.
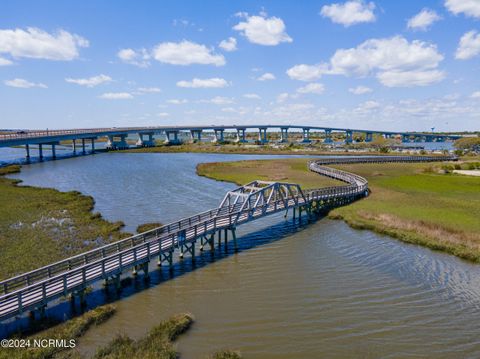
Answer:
[0,212,320,338]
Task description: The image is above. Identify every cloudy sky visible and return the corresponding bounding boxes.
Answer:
[1,0,480,131]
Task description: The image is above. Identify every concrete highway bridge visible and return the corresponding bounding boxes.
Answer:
[0,125,461,161]
[0,155,456,323]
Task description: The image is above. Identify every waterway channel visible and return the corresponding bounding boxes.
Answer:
[3,151,480,358]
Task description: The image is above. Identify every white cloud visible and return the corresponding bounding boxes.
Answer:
[65,74,112,87]
[153,40,225,66]
[233,13,292,46]
[277,92,289,103]
[349,85,372,94]
[157,112,169,117]
[257,72,276,81]
[200,96,234,105]
[0,56,13,66]
[471,91,480,99]
[243,93,261,99]
[99,92,133,100]
[407,9,441,31]
[176,78,229,88]
[329,36,443,76]
[4,78,47,88]
[356,100,380,112]
[0,27,88,62]
[219,37,238,52]
[137,87,161,93]
[445,0,480,18]
[376,69,445,87]
[320,1,376,27]
[286,64,327,81]
[117,48,150,67]
[296,83,325,94]
[287,36,444,87]
[455,30,480,60]
[167,99,188,104]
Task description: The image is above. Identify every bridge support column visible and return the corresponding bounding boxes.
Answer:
[137,132,155,147]
[51,144,56,159]
[324,129,333,144]
[165,130,181,145]
[365,132,373,142]
[25,144,30,161]
[258,128,268,144]
[39,144,43,160]
[107,135,128,150]
[91,138,95,153]
[72,139,76,154]
[236,128,247,143]
[190,130,202,143]
[82,139,86,154]
[280,127,289,143]
[302,128,311,143]
[345,130,353,144]
[213,129,224,143]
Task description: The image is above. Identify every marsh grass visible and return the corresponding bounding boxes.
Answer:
[197,159,341,189]
[197,158,480,262]
[136,222,162,233]
[120,142,398,156]
[0,305,116,359]
[0,165,131,280]
[93,313,194,359]
[209,350,242,359]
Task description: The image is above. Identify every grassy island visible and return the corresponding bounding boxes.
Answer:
[1,309,238,359]
[0,166,131,280]
[197,158,480,262]
[120,141,408,156]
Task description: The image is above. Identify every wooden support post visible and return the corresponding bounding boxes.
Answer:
[224,228,228,246]
[39,305,46,319]
[114,274,121,291]
[231,228,238,252]
[79,289,87,308]
[142,262,149,279]
[191,242,195,263]
[218,230,222,247]
[209,233,215,251]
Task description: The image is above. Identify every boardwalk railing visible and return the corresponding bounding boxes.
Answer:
[0,155,456,321]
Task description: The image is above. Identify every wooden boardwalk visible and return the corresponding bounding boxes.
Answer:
[0,155,455,322]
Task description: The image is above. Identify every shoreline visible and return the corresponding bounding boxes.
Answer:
[196,157,480,264]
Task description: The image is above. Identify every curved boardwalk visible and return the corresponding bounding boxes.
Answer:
[0,155,456,322]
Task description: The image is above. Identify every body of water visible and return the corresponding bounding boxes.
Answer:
[4,152,480,358]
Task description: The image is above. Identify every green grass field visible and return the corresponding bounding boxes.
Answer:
[0,166,131,281]
[197,158,480,262]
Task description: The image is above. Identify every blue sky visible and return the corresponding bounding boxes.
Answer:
[1,0,480,131]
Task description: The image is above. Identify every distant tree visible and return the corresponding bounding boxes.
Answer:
[454,137,480,153]
[370,135,394,152]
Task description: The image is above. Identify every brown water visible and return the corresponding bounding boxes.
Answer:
[7,153,480,358]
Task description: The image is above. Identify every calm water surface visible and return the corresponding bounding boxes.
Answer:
[5,152,480,358]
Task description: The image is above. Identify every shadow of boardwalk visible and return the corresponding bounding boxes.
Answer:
[1,213,320,338]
